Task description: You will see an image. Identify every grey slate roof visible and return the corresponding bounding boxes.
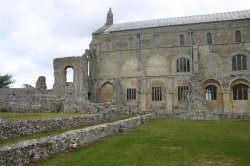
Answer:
[104,10,250,33]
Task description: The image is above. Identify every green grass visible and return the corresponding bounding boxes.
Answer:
[0,115,134,148]
[0,112,86,122]
[29,118,250,166]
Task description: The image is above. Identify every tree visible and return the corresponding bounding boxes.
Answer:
[0,74,15,88]
[22,84,34,89]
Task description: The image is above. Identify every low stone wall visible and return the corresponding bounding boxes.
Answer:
[214,112,250,119]
[164,112,250,120]
[0,113,157,166]
[0,110,121,139]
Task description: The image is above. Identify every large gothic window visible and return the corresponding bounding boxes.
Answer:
[180,34,185,46]
[232,55,247,71]
[235,30,241,42]
[233,84,248,100]
[205,85,217,100]
[207,32,212,44]
[176,57,190,72]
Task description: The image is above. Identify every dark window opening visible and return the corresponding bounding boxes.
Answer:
[176,57,190,72]
[232,55,247,71]
[205,85,217,100]
[152,87,162,101]
[207,32,212,44]
[233,84,248,100]
[127,88,136,100]
[180,34,185,46]
[235,30,241,42]
[178,86,189,101]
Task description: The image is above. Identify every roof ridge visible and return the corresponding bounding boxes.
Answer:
[103,9,250,33]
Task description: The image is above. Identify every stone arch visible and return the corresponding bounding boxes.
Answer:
[99,81,114,103]
[147,55,168,76]
[203,79,223,112]
[229,78,250,88]
[229,78,250,113]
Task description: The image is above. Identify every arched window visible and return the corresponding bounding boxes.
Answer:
[106,40,112,50]
[176,57,190,72]
[235,30,241,42]
[180,34,185,46]
[232,55,247,71]
[66,67,73,82]
[205,85,217,100]
[233,84,248,100]
[130,37,136,49]
[153,35,160,48]
[207,32,212,44]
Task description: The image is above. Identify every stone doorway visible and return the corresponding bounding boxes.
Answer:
[99,82,113,102]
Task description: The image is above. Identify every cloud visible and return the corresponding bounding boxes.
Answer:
[0,0,249,88]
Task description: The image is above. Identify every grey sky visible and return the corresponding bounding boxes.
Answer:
[0,0,249,88]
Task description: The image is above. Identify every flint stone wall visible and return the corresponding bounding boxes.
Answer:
[0,109,124,139]
[164,112,250,120]
[0,113,157,166]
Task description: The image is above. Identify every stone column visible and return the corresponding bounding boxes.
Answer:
[193,45,199,73]
[222,91,231,112]
[139,77,147,111]
[166,78,173,112]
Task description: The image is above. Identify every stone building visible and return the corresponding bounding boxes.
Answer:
[53,8,250,113]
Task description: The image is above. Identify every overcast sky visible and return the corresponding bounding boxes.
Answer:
[1,0,249,89]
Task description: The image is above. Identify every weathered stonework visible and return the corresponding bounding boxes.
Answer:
[1,9,250,118]
[36,76,47,90]
[0,108,124,139]
[0,113,158,166]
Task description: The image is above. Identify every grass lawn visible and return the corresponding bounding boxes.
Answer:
[0,112,86,122]
[29,118,250,166]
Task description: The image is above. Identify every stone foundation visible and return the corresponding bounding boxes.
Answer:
[0,113,157,166]
[0,109,124,139]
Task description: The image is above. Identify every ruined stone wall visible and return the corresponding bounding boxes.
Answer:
[53,56,88,100]
[0,109,122,139]
[0,88,63,112]
[0,113,158,166]
[89,19,250,113]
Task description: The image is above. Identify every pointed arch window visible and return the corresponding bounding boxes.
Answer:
[176,57,190,72]
[180,34,185,46]
[235,30,241,42]
[205,85,217,100]
[232,55,247,71]
[207,32,212,44]
[233,84,248,100]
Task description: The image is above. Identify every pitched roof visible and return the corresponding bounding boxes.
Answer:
[103,9,250,33]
